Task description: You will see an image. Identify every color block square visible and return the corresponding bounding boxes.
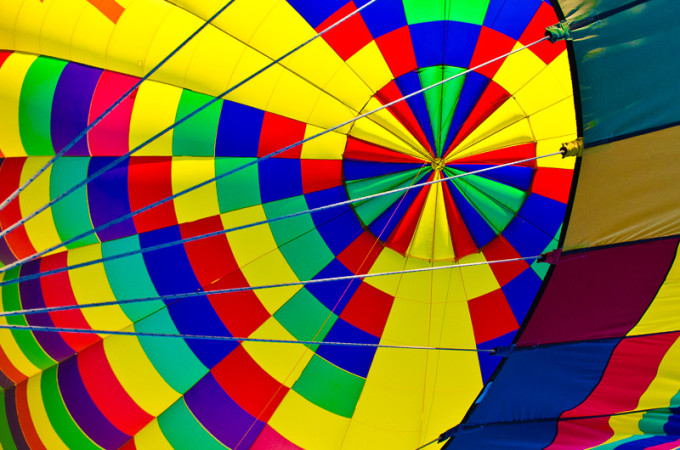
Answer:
[468,289,518,344]
[258,113,305,158]
[215,101,264,158]
[317,2,373,60]
[340,282,394,337]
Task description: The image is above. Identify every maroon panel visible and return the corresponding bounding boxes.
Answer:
[518,238,679,346]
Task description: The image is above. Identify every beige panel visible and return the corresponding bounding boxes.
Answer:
[564,125,680,250]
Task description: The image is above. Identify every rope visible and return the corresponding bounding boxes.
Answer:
[0,256,539,318]
[0,0,381,242]
[0,324,493,353]
[0,0,238,213]
[0,149,559,279]
[0,35,549,267]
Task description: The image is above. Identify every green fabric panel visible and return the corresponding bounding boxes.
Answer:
[50,158,99,249]
[264,196,334,280]
[403,0,490,24]
[1,267,55,370]
[41,366,100,450]
[18,57,66,156]
[274,288,337,351]
[346,168,425,226]
[532,225,560,279]
[419,66,466,156]
[292,355,365,418]
[101,236,161,322]
[157,399,225,450]
[639,385,680,435]
[447,168,526,212]
[450,176,515,234]
[215,157,260,213]
[0,389,18,450]
[559,0,680,144]
[172,90,221,156]
[135,310,208,393]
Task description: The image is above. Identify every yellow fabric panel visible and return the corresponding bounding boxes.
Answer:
[25,373,69,450]
[513,54,572,117]
[301,126,346,160]
[132,419,174,450]
[458,252,500,299]
[345,41,393,94]
[171,157,220,224]
[269,389,350,450]
[19,158,62,255]
[446,98,530,160]
[244,317,314,388]
[536,136,577,169]
[68,3,117,69]
[221,207,300,313]
[67,245,132,332]
[265,68,324,122]
[365,247,409,297]
[564,125,680,249]
[409,174,455,261]
[0,328,40,380]
[1,0,49,53]
[394,260,435,303]
[323,59,376,112]
[492,43,547,95]
[103,332,180,417]
[628,251,680,336]
[129,80,182,156]
[350,113,425,159]
[527,97,576,141]
[0,52,35,157]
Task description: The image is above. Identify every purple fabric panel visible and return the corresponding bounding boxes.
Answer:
[185,373,265,449]
[518,238,679,346]
[0,236,17,265]
[0,369,13,389]
[19,260,74,361]
[86,158,136,242]
[57,356,130,449]
[51,62,101,156]
[3,386,30,450]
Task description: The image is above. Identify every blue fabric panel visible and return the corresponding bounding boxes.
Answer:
[448,421,558,449]
[306,259,360,314]
[501,268,543,325]
[476,331,515,384]
[367,171,429,240]
[483,0,542,40]
[616,435,679,449]
[215,101,264,158]
[445,72,490,152]
[51,62,101,156]
[305,187,364,256]
[443,22,481,68]
[343,161,424,181]
[87,158,136,242]
[502,194,565,257]
[447,180,497,248]
[316,318,379,378]
[286,0,347,28]
[395,71,437,151]
[358,0,407,38]
[450,164,534,191]
[464,340,619,426]
[139,225,202,296]
[409,21,445,68]
[258,158,302,204]
[665,408,680,435]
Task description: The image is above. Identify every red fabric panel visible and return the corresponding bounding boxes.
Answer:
[375,81,432,152]
[469,26,517,79]
[77,341,153,436]
[0,346,27,384]
[0,158,36,259]
[258,113,305,159]
[518,238,680,346]
[41,252,98,352]
[482,235,529,286]
[300,159,343,194]
[340,282,394,337]
[252,425,302,450]
[316,2,373,60]
[450,143,536,166]
[211,346,288,422]
[531,167,573,203]
[548,333,680,448]
[180,215,232,287]
[14,381,47,450]
[520,2,565,65]
[386,175,431,254]
[375,26,418,78]
[88,71,138,156]
[442,185,478,260]
[208,271,270,338]
[128,157,177,234]
[344,137,424,163]
[468,289,518,344]
[337,230,384,274]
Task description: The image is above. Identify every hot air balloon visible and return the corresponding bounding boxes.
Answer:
[0,0,665,449]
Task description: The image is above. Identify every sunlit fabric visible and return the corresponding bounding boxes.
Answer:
[0,1,575,448]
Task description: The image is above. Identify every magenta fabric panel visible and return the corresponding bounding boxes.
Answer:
[517,238,679,347]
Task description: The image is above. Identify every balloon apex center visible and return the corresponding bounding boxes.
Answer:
[431,157,445,171]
